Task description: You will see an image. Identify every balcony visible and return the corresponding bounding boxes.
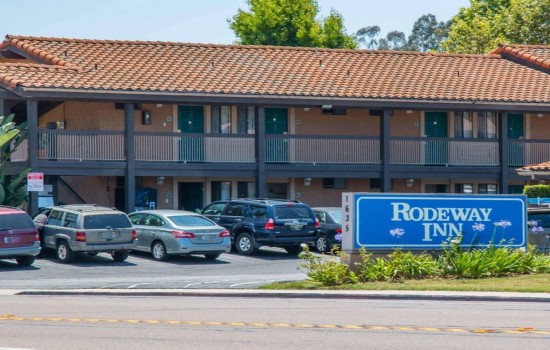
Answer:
[7,130,550,167]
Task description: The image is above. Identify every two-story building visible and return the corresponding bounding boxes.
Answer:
[1,35,550,214]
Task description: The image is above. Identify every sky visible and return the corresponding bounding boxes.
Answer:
[4,0,471,45]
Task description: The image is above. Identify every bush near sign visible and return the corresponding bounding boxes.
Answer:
[342,193,527,251]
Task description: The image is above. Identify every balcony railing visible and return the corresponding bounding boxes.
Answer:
[7,130,550,167]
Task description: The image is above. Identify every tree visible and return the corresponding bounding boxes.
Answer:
[442,0,550,53]
[228,0,358,49]
[382,31,407,50]
[0,114,30,207]
[407,14,452,52]
[356,25,381,49]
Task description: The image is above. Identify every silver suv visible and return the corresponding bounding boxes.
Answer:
[35,204,137,263]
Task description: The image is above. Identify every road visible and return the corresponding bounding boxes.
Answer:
[0,294,548,350]
[0,247,307,290]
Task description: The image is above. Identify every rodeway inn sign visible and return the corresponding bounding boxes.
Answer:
[342,193,527,251]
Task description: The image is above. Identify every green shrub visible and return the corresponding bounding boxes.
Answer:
[390,250,440,279]
[523,184,550,198]
[299,245,357,286]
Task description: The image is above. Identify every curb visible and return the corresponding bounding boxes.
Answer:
[12,289,550,303]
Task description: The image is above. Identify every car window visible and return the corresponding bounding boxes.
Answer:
[274,206,311,219]
[128,213,144,225]
[47,210,64,226]
[83,213,133,229]
[63,212,79,228]
[314,211,326,223]
[250,205,267,219]
[0,213,35,230]
[202,203,226,215]
[169,215,216,227]
[143,215,164,227]
[225,204,246,217]
[329,210,342,224]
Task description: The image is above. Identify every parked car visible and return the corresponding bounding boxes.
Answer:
[527,207,550,253]
[201,199,319,255]
[128,209,231,261]
[34,204,137,263]
[312,207,343,253]
[0,206,41,266]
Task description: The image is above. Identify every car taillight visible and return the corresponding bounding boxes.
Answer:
[264,218,275,230]
[219,230,230,237]
[132,229,138,240]
[76,232,86,242]
[315,218,321,229]
[336,227,342,234]
[171,231,196,238]
[34,232,40,242]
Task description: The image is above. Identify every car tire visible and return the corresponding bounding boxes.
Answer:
[151,241,169,261]
[235,233,258,256]
[16,256,35,266]
[204,253,221,260]
[111,251,129,262]
[315,234,331,253]
[56,241,75,263]
[284,245,302,255]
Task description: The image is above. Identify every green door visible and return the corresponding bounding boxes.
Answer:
[265,108,288,162]
[178,182,204,212]
[178,106,204,162]
[508,113,524,166]
[424,112,448,165]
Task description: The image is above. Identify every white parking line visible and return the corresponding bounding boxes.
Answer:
[229,280,278,288]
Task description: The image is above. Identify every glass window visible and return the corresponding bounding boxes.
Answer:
[63,213,79,228]
[237,106,255,134]
[478,112,497,139]
[323,178,347,189]
[211,181,232,202]
[129,213,144,225]
[47,210,64,226]
[238,181,255,199]
[211,106,232,134]
[83,214,133,229]
[250,205,267,218]
[479,184,497,194]
[224,204,246,216]
[455,183,473,194]
[0,213,34,230]
[201,203,227,216]
[454,112,473,138]
[168,215,215,227]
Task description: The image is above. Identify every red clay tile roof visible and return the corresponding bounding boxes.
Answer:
[1,35,550,103]
[517,161,550,172]
[492,44,550,71]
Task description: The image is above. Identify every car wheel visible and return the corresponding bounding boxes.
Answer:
[151,241,169,261]
[284,245,302,255]
[204,253,221,260]
[16,256,35,266]
[56,241,75,263]
[111,251,129,262]
[235,233,258,255]
[315,234,331,253]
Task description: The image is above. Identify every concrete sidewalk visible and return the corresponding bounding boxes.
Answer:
[2,288,549,302]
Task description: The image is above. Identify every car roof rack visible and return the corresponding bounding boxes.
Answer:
[229,198,302,204]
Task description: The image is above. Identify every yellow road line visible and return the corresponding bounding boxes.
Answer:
[0,314,547,336]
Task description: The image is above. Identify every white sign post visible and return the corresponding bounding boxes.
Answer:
[27,172,44,192]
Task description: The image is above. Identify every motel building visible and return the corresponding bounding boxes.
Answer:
[1,35,550,214]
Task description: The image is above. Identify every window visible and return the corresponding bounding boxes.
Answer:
[322,107,346,115]
[63,213,79,228]
[479,184,497,194]
[455,183,473,194]
[250,205,267,218]
[425,184,448,193]
[237,106,255,134]
[323,178,346,189]
[478,112,498,139]
[211,181,231,202]
[202,203,227,216]
[47,210,64,226]
[454,112,473,138]
[211,106,232,134]
[238,181,255,199]
[225,203,246,216]
[370,178,381,189]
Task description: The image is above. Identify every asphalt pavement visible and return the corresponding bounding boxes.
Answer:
[2,288,549,302]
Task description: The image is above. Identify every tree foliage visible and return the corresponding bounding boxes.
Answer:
[0,114,30,207]
[228,0,357,49]
[442,0,550,54]
[356,25,380,49]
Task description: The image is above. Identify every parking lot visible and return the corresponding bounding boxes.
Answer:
[0,247,309,290]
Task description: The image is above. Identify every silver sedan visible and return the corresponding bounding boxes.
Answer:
[128,210,231,261]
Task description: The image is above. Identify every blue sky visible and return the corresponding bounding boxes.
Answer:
[4,0,470,44]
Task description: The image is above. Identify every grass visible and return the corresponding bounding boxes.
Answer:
[260,274,550,293]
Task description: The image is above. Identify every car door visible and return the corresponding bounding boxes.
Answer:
[43,209,65,249]
[219,203,247,231]
[138,214,164,251]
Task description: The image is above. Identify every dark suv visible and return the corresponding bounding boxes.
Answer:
[201,199,319,255]
[0,206,41,266]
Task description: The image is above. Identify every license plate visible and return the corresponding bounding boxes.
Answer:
[3,236,21,244]
[101,231,120,239]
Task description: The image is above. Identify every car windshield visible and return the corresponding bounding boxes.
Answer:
[83,214,133,229]
[0,213,34,230]
[329,210,342,224]
[169,215,216,227]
